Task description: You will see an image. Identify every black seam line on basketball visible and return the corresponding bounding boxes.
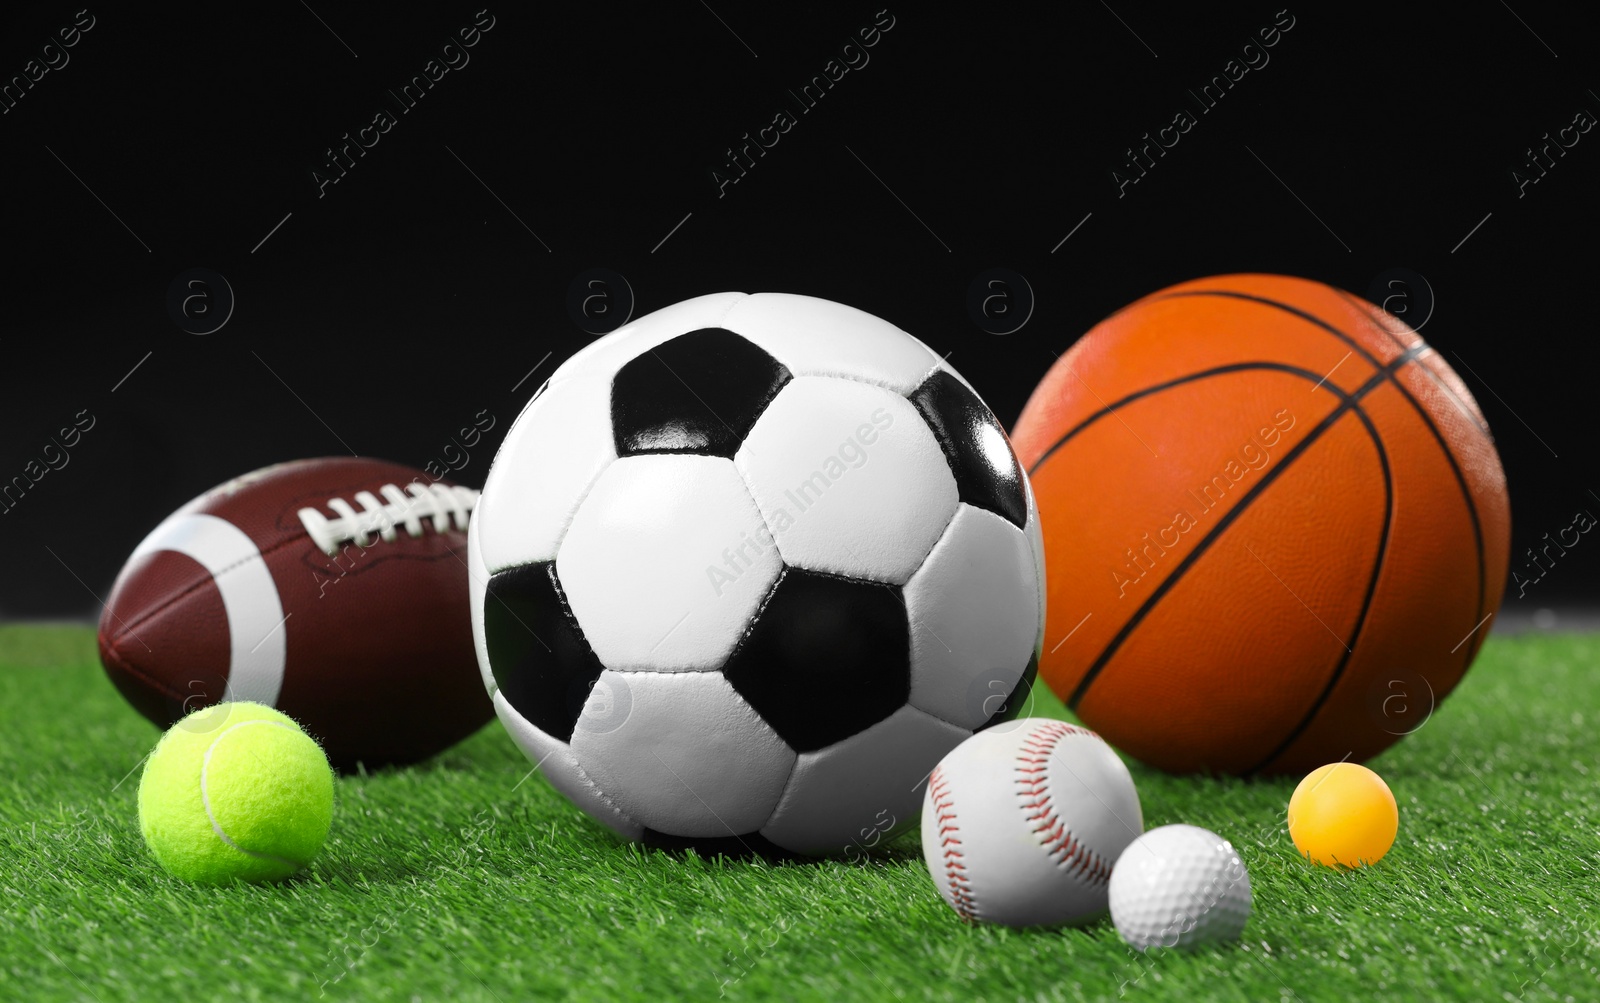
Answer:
[1154,290,1388,369]
[1026,362,1347,477]
[1329,287,1494,441]
[1065,345,1426,710]
[1243,399,1394,777]
[1153,288,1489,642]
[1330,289,1493,668]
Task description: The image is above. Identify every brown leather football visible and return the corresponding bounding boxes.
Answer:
[97,457,492,770]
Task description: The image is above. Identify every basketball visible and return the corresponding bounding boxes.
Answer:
[1011,274,1511,775]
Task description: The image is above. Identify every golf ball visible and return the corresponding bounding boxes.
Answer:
[1108,824,1251,950]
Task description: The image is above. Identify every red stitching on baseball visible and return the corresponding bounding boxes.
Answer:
[1014,721,1115,887]
[928,766,976,921]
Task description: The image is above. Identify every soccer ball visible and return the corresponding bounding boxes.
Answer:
[469,292,1045,856]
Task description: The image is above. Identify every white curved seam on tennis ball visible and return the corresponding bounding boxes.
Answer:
[200,719,307,868]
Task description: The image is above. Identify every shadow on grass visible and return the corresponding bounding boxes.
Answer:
[633,827,926,867]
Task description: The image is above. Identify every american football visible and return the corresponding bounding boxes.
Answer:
[97,457,492,770]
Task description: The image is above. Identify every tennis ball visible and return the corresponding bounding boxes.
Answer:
[1287,762,1398,868]
[138,701,334,883]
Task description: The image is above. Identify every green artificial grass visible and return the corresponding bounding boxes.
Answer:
[3,624,1598,1002]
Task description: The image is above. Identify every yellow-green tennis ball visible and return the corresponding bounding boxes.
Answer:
[138,701,334,883]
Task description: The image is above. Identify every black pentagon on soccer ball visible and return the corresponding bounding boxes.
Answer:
[611,328,791,457]
[723,568,909,754]
[909,369,1027,528]
[484,561,605,742]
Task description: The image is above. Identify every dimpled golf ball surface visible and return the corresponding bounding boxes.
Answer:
[1108,824,1251,950]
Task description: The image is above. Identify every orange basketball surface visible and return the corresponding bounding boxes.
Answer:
[1011,274,1511,775]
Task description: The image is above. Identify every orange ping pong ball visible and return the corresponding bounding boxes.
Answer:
[1287,762,1398,868]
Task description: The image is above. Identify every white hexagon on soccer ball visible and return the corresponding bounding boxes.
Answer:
[735,376,959,585]
[568,670,795,837]
[905,503,1042,730]
[557,454,782,672]
[721,292,943,394]
[760,704,969,856]
[473,371,616,572]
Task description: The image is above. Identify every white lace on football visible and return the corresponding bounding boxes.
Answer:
[297,482,478,556]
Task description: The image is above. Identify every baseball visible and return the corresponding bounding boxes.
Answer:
[921,718,1143,926]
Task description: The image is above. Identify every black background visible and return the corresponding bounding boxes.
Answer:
[2,2,1596,618]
